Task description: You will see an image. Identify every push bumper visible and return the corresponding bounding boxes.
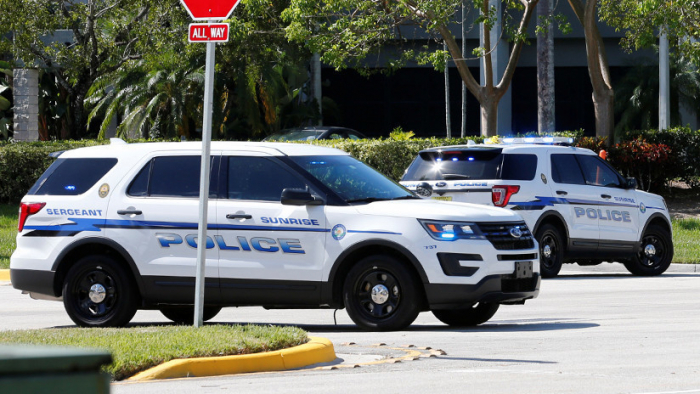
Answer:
[425,273,540,310]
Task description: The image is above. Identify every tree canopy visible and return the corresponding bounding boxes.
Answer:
[283,0,544,137]
[599,0,700,66]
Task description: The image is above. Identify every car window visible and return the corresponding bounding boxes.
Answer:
[128,156,215,198]
[551,154,586,185]
[401,149,503,181]
[290,155,413,202]
[501,154,537,181]
[347,131,364,140]
[227,157,307,201]
[28,158,118,196]
[576,154,623,187]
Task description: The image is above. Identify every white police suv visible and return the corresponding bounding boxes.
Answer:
[10,140,539,330]
[401,138,673,278]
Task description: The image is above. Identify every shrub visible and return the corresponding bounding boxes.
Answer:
[0,141,106,204]
[620,127,700,187]
[608,138,674,192]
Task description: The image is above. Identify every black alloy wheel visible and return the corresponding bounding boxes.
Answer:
[63,255,138,327]
[343,254,421,331]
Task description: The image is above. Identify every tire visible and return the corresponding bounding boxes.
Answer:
[343,254,422,331]
[624,225,673,276]
[160,306,222,325]
[62,255,138,327]
[536,223,564,278]
[432,303,500,327]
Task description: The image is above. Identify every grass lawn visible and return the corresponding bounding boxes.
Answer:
[672,217,700,263]
[0,325,308,380]
[0,204,17,269]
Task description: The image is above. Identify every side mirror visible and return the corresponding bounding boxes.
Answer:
[626,177,637,190]
[281,188,324,206]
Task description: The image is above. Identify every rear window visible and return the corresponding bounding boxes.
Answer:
[401,150,537,181]
[28,158,118,196]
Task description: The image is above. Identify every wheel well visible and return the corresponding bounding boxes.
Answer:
[329,244,428,310]
[644,215,672,236]
[534,214,568,243]
[53,242,143,302]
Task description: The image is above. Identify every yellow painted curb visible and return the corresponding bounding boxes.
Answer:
[0,270,9,282]
[128,336,336,381]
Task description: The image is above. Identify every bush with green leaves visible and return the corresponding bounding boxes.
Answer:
[1,129,698,204]
[0,141,106,203]
[620,127,700,188]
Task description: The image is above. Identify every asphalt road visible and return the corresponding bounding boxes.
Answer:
[2,263,700,394]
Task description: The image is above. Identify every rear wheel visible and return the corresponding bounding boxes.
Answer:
[624,225,673,276]
[432,303,500,327]
[159,306,222,325]
[62,255,138,327]
[343,254,421,331]
[536,223,564,278]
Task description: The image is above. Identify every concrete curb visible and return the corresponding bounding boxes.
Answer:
[0,270,9,282]
[127,336,336,381]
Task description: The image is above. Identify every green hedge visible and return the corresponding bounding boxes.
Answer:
[0,141,107,204]
[1,129,697,204]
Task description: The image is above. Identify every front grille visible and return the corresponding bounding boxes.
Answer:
[479,221,535,250]
[501,276,539,292]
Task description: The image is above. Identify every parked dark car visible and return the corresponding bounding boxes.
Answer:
[263,126,366,141]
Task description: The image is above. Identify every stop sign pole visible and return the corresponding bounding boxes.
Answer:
[182,0,240,328]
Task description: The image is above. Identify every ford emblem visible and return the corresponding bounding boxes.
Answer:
[436,182,447,187]
[509,226,523,238]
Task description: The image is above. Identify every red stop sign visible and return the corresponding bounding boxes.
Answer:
[180,0,240,20]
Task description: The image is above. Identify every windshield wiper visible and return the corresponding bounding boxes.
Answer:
[346,197,387,204]
[441,173,471,180]
[391,195,420,200]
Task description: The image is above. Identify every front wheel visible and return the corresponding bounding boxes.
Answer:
[343,255,422,331]
[536,223,565,278]
[62,255,138,327]
[160,306,222,325]
[624,225,673,276]
[432,303,500,327]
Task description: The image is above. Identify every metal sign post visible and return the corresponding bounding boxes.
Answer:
[179,0,239,329]
[193,40,216,328]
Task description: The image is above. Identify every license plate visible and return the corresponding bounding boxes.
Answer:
[514,261,533,278]
[431,196,452,201]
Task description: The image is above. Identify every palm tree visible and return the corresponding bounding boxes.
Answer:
[87,58,204,140]
[615,54,700,133]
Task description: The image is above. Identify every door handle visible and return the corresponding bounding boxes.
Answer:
[117,209,142,215]
[556,190,568,196]
[601,194,612,199]
[226,214,252,219]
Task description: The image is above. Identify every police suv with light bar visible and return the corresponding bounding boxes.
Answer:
[400,137,673,278]
[10,140,539,330]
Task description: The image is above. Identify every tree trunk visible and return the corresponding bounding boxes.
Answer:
[444,43,452,138]
[436,0,538,138]
[70,92,87,139]
[568,0,615,143]
[481,97,499,137]
[593,89,614,142]
[537,0,555,134]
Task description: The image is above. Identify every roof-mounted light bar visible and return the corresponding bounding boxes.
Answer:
[500,136,574,146]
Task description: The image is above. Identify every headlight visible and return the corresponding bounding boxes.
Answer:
[419,220,485,241]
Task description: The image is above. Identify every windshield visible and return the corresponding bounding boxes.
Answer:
[289,155,415,203]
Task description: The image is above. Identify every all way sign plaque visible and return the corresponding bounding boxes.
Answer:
[189,23,230,42]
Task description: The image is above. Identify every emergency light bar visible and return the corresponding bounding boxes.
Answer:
[500,136,574,145]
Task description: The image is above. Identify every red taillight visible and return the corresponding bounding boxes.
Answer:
[18,202,46,232]
[492,185,520,207]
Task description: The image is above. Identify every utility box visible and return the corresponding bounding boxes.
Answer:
[0,345,112,394]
